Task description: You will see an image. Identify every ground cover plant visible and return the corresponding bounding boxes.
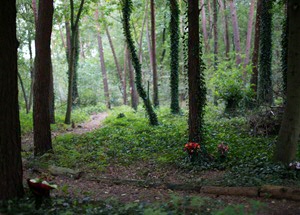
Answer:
[16,105,299,215]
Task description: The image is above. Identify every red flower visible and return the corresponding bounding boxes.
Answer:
[184,142,201,155]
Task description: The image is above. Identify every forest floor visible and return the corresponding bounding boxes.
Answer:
[21,112,300,214]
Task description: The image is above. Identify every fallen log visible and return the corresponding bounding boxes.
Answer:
[260,185,300,201]
[201,186,258,197]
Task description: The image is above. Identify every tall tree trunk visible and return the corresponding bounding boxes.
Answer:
[128,52,138,110]
[200,0,210,52]
[95,9,111,109]
[105,26,125,99]
[122,0,158,125]
[65,0,85,124]
[243,0,256,69]
[257,0,273,105]
[123,45,128,105]
[49,62,55,124]
[32,0,38,26]
[207,0,214,39]
[281,1,288,101]
[33,0,53,155]
[170,0,180,114]
[17,72,29,113]
[250,0,262,95]
[213,0,218,69]
[139,0,149,63]
[150,0,159,107]
[229,0,242,65]
[188,0,206,143]
[0,0,24,200]
[28,31,34,112]
[274,0,300,164]
[218,0,230,58]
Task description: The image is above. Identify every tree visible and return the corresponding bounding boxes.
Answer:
[65,0,85,124]
[274,0,300,164]
[200,0,210,52]
[150,0,159,107]
[0,0,24,200]
[213,0,218,69]
[257,0,273,105]
[95,8,111,109]
[169,0,180,114]
[122,0,158,125]
[187,0,206,142]
[243,0,256,69]
[218,0,230,58]
[281,1,288,101]
[33,0,54,156]
[229,0,242,65]
[250,0,262,96]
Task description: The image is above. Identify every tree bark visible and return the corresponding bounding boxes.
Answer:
[17,72,29,113]
[105,26,125,101]
[188,0,206,142]
[33,0,54,156]
[213,0,218,69]
[200,0,210,52]
[138,0,149,64]
[123,44,128,105]
[274,0,300,164]
[49,62,55,124]
[229,0,242,65]
[65,0,85,124]
[95,9,111,109]
[257,0,273,105]
[150,0,159,107]
[170,0,180,114]
[243,0,256,69]
[0,0,24,200]
[128,53,138,111]
[218,0,230,58]
[28,31,34,112]
[250,0,262,95]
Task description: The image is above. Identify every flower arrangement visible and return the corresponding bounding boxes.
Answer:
[217,142,229,161]
[184,142,201,155]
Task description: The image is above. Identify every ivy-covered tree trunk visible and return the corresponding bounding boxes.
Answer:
[187,0,206,142]
[250,0,262,96]
[122,0,158,125]
[33,0,53,156]
[258,0,273,105]
[281,1,288,102]
[0,0,24,200]
[169,0,180,114]
[274,0,300,164]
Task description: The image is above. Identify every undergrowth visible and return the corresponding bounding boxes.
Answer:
[25,105,300,187]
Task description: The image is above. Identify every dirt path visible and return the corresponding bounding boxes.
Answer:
[22,112,108,149]
[63,112,108,135]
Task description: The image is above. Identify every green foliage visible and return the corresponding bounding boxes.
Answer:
[0,194,265,214]
[121,0,158,126]
[207,55,253,112]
